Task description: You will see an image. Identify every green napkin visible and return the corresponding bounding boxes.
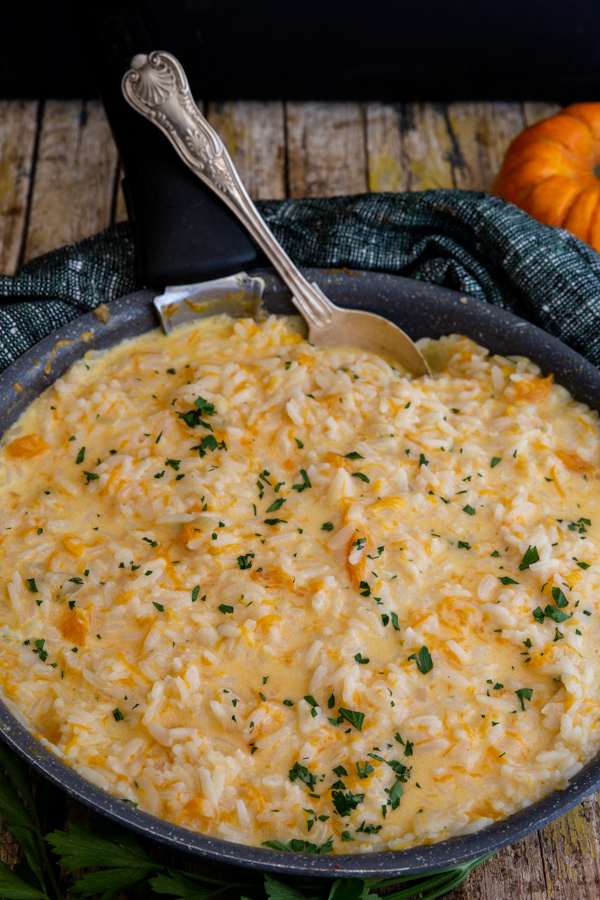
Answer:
[1,189,599,372]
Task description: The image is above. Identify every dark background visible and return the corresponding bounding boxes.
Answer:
[3,0,599,101]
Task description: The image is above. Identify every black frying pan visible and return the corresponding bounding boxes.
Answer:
[1,267,600,879]
[1,0,599,880]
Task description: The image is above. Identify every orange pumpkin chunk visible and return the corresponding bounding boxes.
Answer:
[555,449,595,473]
[59,610,89,646]
[513,375,553,402]
[7,434,49,458]
[62,534,86,557]
[180,523,201,544]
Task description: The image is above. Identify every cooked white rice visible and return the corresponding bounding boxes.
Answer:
[0,313,599,854]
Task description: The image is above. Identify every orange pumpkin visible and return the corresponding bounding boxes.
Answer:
[493,103,600,253]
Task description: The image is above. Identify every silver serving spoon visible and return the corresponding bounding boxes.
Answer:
[122,52,431,376]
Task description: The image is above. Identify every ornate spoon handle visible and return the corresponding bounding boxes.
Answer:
[122,51,334,329]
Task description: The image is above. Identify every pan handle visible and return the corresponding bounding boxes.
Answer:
[65,0,263,287]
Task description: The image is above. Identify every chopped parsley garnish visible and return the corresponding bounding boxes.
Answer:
[142,536,158,548]
[112,709,124,721]
[551,586,568,607]
[165,459,180,471]
[32,639,47,662]
[68,577,83,585]
[544,605,570,623]
[338,708,365,731]
[491,457,501,468]
[515,687,533,710]
[344,451,364,459]
[218,604,234,614]
[576,561,590,569]
[386,780,404,810]
[498,576,519,585]
[331,789,364,816]
[304,695,318,707]
[354,653,369,664]
[266,498,286,513]
[491,550,501,557]
[292,469,312,492]
[358,581,371,597]
[321,522,334,531]
[463,504,476,516]
[352,472,370,483]
[25,578,38,593]
[408,646,433,674]
[390,612,400,631]
[457,541,471,550]
[152,602,164,612]
[533,606,545,623]
[191,586,200,602]
[237,553,255,570]
[519,545,540,570]
[395,733,414,756]
[295,438,304,448]
[84,472,99,483]
[283,699,294,706]
[356,761,374,778]
[289,762,316,788]
[352,537,366,551]
[419,453,428,466]
[75,447,85,464]
[264,518,287,526]
[192,434,219,457]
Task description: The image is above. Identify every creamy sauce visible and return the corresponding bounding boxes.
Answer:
[0,315,599,853]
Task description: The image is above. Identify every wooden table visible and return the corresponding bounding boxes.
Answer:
[1,97,599,899]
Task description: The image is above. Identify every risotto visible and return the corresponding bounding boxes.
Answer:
[0,314,599,854]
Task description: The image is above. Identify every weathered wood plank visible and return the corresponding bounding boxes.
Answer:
[366,102,454,193]
[444,833,547,900]
[445,101,526,192]
[24,100,119,262]
[522,102,562,128]
[286,102,367,198]
[0,100,38,276]
[538,797,600,899]
[206,101,286,201]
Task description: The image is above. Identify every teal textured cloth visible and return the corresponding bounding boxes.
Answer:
[1,189,599,372]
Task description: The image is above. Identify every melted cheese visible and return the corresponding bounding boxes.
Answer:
[0,315,599,853]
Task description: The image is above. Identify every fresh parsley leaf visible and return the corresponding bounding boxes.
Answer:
[533,606,545,624]
[288,762,316,788]
[498,576,519,585]
[519,545,539,570]
[515,687,533,710]
[551,586,569,608]
[75,447,85,465]
[463,504,476,515]
[321,522,334,531]
[544,605,570,623]
[491,457,501,468]
[338,708,364,731]
[266,498,286,513]
[408,646,433,674]
[344,452,364,459]
[237,554,254,570]
[352,472,370,483]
